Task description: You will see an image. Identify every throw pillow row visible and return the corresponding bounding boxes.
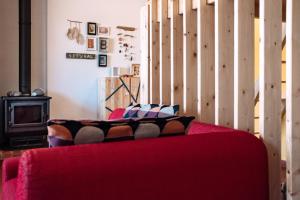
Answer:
[47,116,195,147]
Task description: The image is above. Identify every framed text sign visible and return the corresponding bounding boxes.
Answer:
[66,53,96,60]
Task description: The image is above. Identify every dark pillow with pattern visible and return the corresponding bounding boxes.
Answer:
[123,104,141,118]
[133,116,195,139]
[48,119,138,147]
[134,104,180,118]
[47,116,195,147]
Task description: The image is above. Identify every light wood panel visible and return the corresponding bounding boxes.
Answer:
[160,0,171,105]
[171,0,184,113]
[286,0,300,199]
[207,0,287,22]
[234,0,255,132]
[150,0,160,104]
[183,0,197,116]
[259,0,282,199]
[197,0,215,123]
[140,4,150,104]
[215,0,234,127]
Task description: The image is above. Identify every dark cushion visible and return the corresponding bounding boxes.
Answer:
[47,116,195,147]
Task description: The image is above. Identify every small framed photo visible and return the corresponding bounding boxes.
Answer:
[98,54,108,67]
[87,37,97,51]
[98,26,110,37]
[131,64,140,77]
[87,22,97,35]
[99,37,109,53]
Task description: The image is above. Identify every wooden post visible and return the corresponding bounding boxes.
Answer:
[150,0,160,104]
[286,0,300,199]
[171,0,184,113]
[197,0,215,123]
[140,4,150,104]
[234,0,255,132]
[215,0,234,127]
[183,0,197,116]
[259,0,282,199]
[160,0,171,105]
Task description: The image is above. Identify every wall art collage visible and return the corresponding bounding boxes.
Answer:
[66,19,137,70]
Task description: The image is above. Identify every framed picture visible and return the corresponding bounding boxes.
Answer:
[99,37,109,53]
[99,54,108,67]
[131,64,140,77]
[98,26,110,37]
[87,37,97,51]
[87,22,97,35]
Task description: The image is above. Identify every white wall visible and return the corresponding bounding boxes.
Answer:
[47,0,145,120]
[0,0,47,96]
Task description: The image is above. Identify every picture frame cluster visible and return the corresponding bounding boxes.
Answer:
[87,22,111,67]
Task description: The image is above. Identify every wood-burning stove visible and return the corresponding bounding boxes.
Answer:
[0,0,51,149]
[0,96,51,149]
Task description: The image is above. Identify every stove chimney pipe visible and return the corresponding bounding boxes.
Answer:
[19,0,31,95]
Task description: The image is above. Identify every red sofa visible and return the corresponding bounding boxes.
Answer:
[2,109,269,200]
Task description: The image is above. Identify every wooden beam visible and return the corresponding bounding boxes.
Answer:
[207,0,287,22]
[160,0,171,105]
[183,0,198,116]
[171,0,184,113]
[259,0,282,199]
[215,0,234,127]
[140,4,150,104]
[286,0,300,199]
[234,0,255,132]
[197,0,215,123]
[150,0,161,104]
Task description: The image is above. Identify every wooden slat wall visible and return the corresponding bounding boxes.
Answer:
[150,0,160,104]
[234,0,255,132]
[259,0,282,199]
[160,0,171,105]
[143,2,300,198]
[286,0,300,199]
[170,0,184,114]
[197,0,215,123]
[215,0,234,127]
[183,0,198,116]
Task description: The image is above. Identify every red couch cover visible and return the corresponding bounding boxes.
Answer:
[2,109,269,200]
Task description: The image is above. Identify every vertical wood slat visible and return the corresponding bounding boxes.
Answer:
[183,0,198,116]
[259,0,282,199]
[171,0,184,113]
[197,0,215,123]
[215,0,234,127]
[150,0,160,104]
[140,4,150,104]
[286,0,300,199]
[160,0,171,105]
[234,0,255,132]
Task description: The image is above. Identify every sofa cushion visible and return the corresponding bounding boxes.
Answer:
[123,104,141,118]
[47,116,195,147]
[133,116,195,139]
[124,104,180,119]
[47,119,138,147]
